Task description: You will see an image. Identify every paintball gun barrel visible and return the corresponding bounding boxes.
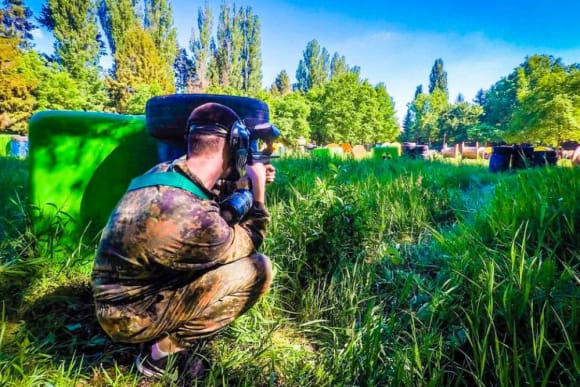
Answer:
[247,123,281,165]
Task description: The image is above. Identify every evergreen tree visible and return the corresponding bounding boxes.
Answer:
[402,107,413,137]
[97,0,138,56]
[295,39,329,92]
[414,84,423,99]
[174,47,194,92]
[39,0,107,111]
[0,0,35,48]
[428,58,448,95]
[190,2,213,92]
[295,60,308,92]
[402,85,424,142]
[106,24,174,113]
[474,88,485,105]
[270,70,290,95]
[143,0,178,85]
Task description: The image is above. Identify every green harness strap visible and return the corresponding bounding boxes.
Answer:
[127,172,210,200]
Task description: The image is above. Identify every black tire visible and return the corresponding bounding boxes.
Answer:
[512,145,534,169]
[533,149,558,167]
[145,94,271,140]
[492,145,513,156]
[489,146,513,173]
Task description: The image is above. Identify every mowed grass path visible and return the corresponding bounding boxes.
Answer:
[0,155,578,386]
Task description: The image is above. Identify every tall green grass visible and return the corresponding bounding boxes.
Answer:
[0,155,578,386]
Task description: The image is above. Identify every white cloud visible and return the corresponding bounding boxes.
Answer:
[30,28,43,39]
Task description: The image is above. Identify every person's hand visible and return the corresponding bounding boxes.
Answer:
[265,164,276,184]
[234,176,251,190]
[245,163,267,203]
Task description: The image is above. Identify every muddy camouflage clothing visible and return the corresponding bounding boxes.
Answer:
[91,156,272,347]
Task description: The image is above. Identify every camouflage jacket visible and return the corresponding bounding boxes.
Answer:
[91,156,270,304]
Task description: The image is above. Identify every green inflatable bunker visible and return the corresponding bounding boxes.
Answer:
[28,111,159,247]
[0,134,12,157]
[312,147,344,158]
[372,146,400,160]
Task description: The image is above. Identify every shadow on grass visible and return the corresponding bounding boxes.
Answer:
[21,282,139,374]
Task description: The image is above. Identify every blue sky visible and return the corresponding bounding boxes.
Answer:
[26,0,580,120]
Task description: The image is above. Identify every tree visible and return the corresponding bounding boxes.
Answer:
[143,0,177,61]
[97,0,138,56]
[270,91,311,145]
[480,74,518,136]
[374,83,400,142]
[506,55,580,146]
[400,86,425,142]
[330,52,348,79]
[190,2,213,92]
[0,36,36,133]
[295,39,330,92]
[107,25,174,113]
[408,88,449,144]
[213,3,237,87]
[474,88,485,105]
[428,58,448,96]
[38,0,107,111]
[401,107,413,140]
[414,84,423,99]
[143,0,178,86]
[98,0,175,111]
[270,70,290,95]
[27,51,90,112]
[240,6,262,92]
[308,72,398,144]
[209,4,261,92]
[174,47,194,92]
[0,0,35,48]
[439,101,483,144]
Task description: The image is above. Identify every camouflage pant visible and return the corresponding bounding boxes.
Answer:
[96,253,272,347]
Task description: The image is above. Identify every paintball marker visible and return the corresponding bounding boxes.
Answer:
[247,123,281,165]
[220,123,281,225]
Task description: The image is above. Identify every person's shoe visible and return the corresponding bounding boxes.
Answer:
[135,344,175,379]
[178,354,210,382]
[135,343,209,381]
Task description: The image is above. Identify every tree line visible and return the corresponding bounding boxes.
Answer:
[1,0,579,148]
[403,56,580,148]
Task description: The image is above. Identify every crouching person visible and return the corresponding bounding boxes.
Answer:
[91,102,275,380]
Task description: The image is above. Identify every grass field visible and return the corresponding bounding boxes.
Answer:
[0,155,578,386]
